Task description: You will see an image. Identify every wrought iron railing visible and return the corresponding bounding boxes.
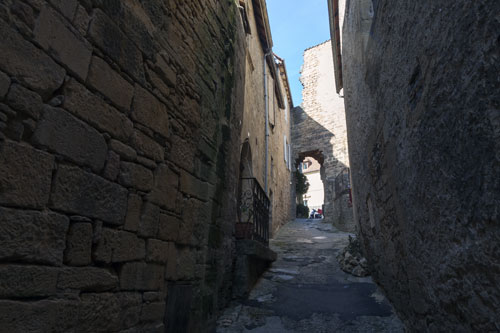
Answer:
[235,178,270,245]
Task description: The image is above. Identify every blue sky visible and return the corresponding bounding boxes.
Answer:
[267,0,332,106]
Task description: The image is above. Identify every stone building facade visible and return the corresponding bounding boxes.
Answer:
[339,0,500,331]
[292,39,354,232]
[299,157,324,211]
[238,0,294,237]
[0,0,289,331]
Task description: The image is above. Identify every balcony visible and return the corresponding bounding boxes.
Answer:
[235,177,270,245]
[233,177,276,298]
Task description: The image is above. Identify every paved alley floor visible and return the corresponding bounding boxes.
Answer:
[216,219,404,332]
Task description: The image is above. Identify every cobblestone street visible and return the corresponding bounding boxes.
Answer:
[217,219,404,332]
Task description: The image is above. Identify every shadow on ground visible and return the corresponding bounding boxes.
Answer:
[217,219,404,332]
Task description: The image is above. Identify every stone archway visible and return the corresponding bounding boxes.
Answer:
[291,40,354,232]
[295,151,326,216]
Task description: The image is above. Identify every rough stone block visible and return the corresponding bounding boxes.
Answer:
[33,106,107,171]
[48,0,78,20]
[0,265,58,298]
[175,247,196,281]
[87,56,134,110]
[64,222,93,266]
[103,150,120,181]
[124,193,142,232]
[79,293,122,331]
[0,18,65,98]
[141,302,166,322]
[0,140,54,209]
[88,9,144,82]
[0,207,69,266]
[98,0,155,59]
[139,202,160,238]
[109,139,137,160]
[62,79,133,141]
[131,85,169,136]
[51,165,128,224]
[119,161,154,191]
[180,170,209,201]
[158,214,180,242]
[137,155,157,169]
[116,292,143,330]
[147,164,179,210]
[58,267,118,291]
[0,103,16,118]
[73,4,90,36]
[153,53,177,87]
[130,129,164,161]
[165,243,177,280]
[146,239,169,263]
[0,71,10,99]
[94,228,145,263]
[0,299,79,332]
[5,83,43,119]
[147,66,171,98]
[119,262,164,291]
[34,6,92,80]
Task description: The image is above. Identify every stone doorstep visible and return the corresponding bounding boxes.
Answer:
[236,239,277,263]
[233,240,277,299]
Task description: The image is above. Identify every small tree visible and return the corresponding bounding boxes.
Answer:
[295,171,310,198]
[295,170,310,218]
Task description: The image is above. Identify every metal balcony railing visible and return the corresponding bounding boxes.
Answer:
[235,178,270,245]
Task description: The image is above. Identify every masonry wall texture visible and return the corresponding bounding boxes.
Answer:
[342,0,500,331]
[238,0,293,236]
[292,38,354,232]
[0,0,247,331]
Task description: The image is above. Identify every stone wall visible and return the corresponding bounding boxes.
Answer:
[268,64,294,236]
[239,0,293,236]
[0,0,246,331]
[292,39,354,231]
[342,0,500,330]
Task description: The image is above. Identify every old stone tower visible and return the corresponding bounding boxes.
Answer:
[292,39,353,232]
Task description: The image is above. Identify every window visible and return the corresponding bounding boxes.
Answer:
[271,157,274,179]
[238,0,251,34]
[303,162,308,170]
[304,200,308,207]
[284,98,288,124]
[269,77,275,127]
[284,135,288,164]
[288,144,292,170]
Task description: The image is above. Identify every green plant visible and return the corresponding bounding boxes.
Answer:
[296,203,309,218]
[295,171,310,196]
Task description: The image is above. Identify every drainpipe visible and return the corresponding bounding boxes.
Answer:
[264,49,272,194]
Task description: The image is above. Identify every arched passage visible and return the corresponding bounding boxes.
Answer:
[297,154,325,217]
[292,105,354,231]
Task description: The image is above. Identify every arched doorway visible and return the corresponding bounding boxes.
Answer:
[239,139,253,179]
[298,156,325,216]
[295,150,326,218]
[235,140,270,243]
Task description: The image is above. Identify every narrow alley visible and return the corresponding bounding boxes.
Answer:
[217,219,403,332]
[0,0,498,331]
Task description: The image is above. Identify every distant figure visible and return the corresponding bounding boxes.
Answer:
[309,209,323,219]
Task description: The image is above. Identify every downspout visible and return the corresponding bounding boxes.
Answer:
[264,49,272,194]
